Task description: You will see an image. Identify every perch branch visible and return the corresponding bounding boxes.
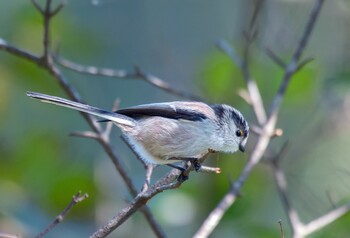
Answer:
[90,151,216,238]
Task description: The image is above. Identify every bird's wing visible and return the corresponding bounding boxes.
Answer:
[116,101,214,121]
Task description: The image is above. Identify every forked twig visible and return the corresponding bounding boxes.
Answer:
[35,192,88,238]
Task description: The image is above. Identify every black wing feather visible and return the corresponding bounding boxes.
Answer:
[116,107,207,121]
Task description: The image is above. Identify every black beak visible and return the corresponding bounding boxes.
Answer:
[239,143,245,152]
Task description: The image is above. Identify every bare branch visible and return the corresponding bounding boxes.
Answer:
[0,1,166,236]
[31,0,44,14]
[35,192,88,238]
[0,232,20,238]
[217,39,267,125]
[237,88,252,105]
[0,38,40,62]
[50,1,66,17]
[90,149,219,238]
[272,144,350,238]
[278,220,285,238]
[194,1,325,237]
[272,157,304,236]
[90,171,181,238]
[268,0,325,123]
[296,57,314,73]
[57,56,131,77]
[301,202,350,236]
[70,131,99,140]
[134,65,202,101]
[56,56,201,101]
[265,47,286,69]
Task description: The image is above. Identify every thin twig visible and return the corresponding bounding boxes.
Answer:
[31,0,44,14]
[56,56,202,101]
[278,220,285,238]
[265,47,286,68]
[0,38,40,62]
[217,40,267,125]
[193,1,325,237]
[295,57,314,72]
[0,232,20,238]
[70,131,99,140]
[272,145,350,238]
[35,192,88,238]
[301,202,350,237]
[273,157,304,237]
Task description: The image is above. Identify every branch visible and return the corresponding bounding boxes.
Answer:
[217,40,267,125]
[272,149,350,238]
[0,1,167,237]
[279,220,285,238]
[194,1,325,237]
[0,38,40,62]
[0,232,20,238]
[268,0,325,124]
[35,192,88,238]
[90,151,217,238]
[56,56,202,101]
[90,171,181,238]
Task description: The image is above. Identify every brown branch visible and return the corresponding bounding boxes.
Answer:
[0,1,168,237]
[56,56,202,101]
[90,170,181,238]
[193,1,325,237]
[90,151,217,237]
[278,220,285,238]
[35,192,88,238]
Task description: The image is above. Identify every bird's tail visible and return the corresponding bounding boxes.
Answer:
[26,91,136,127]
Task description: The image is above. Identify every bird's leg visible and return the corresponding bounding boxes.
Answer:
[166,164,188,182]
[168,157,202,171]
[167,157,202,182]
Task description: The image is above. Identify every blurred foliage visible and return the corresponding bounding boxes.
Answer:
[1,132,96,216]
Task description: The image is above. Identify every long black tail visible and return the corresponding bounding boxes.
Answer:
[26,91,136,127]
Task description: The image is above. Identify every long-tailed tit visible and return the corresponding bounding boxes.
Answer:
[27,91,249,175]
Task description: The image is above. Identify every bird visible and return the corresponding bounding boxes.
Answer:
[26,91,249,179]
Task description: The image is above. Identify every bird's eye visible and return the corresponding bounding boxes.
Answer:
[235,130,243,137]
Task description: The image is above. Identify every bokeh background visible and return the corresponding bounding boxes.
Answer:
[1,0,350,237]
